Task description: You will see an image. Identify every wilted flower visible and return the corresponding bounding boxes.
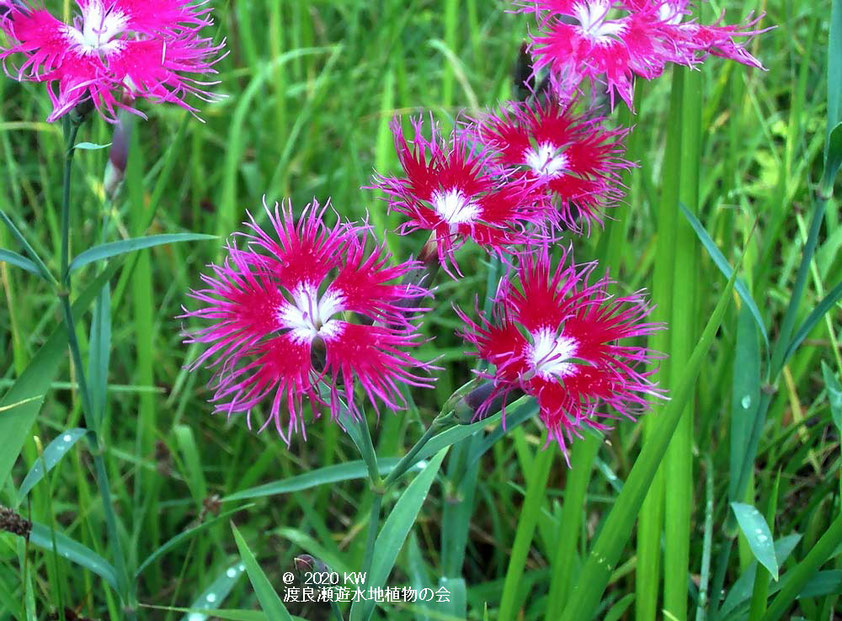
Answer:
[0,0,226,122]
[467,97,631,231]
[457,246,664,460]
[372,115,552,276]
[182,199,435,443]
[517,0,767,108]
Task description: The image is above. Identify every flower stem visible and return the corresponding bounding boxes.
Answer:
[59,117,134,618]
[361,492,383,579]
[383,412,453,488]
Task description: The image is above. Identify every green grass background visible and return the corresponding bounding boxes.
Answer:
[0,0,840,619]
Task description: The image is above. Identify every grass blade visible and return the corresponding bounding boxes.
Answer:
[498,447,555,620]
[761,513,842,621]
[17,428,88,502]
[0,260,121,488]
[231,522,293,621]
[560,261,740,621]
[177,561,248,621]
[136,507,247,577]
[731,502,779,581]
[350,448,448,621]
[68,233,217,275]
[0,249,45,279]
[783,280,842,364]
[29,523,119,592]
[679,202,769,349]
[222,459,401,502]
[0,208,55,284]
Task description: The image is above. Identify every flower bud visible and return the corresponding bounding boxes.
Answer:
[104,114,132,201]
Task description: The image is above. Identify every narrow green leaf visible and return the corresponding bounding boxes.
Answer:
[783,280,842,364]
[822,362,842,434]
[828,0,842,130]
[729,305,762,502]
[17,428,89,502]
[88,283,111,431]
[68,233,217,275]
[762,513,842,621]
[679,203,768,349]
[823,122,842,192]
[559,263,740,621]
[0,209,55,283]
[28,523,119,591]
[718,535,801,620]
[222,458,400,502]
[604,594,635,621]
[350,449,448,621]
[231,522,293,620]
[137,507,247,577]
[824,0,842,190]
[73,142,111,151]
[174,424,208,505]
[732,503,779,580]
[0,249,44,278]
[178,561,248,621]
[499,447,554,620]
[796,570,842,599]
[0,260,121,489]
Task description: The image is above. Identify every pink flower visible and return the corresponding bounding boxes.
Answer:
[372,115,552,276]
[457,246,664,460]
[467,97,631,231]
[182,199,436,443]
[0,0,226,122]
[518,0,767,108]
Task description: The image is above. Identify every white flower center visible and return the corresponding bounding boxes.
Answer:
[573,1,627,44]
[431,188,482,226]
[525,143,569,179]
[657,2,684,25]
[277,283,345,344]
[64,0,129,56]
[528,328,579,379]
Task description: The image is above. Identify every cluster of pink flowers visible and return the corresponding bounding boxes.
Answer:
[0,1,764,456]
[176,1,765,458]
[516,0,767,108]
[0,0,225,121]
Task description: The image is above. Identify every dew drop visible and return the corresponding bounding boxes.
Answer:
[238,563,245,571]
[226,568,237,578]
[741,395,752,409]
[187,614,204,621]
[62,433,72,442]
[206,593,217,603]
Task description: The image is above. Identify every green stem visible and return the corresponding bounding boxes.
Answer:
[60,120,80,282]
[355,414,382,488]
[361,493,383,579]
[59,118,134,619]
[382,414,451,488]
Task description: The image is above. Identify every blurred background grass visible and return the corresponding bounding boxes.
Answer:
[0,0,839,619]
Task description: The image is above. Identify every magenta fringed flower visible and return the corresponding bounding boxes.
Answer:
[372,116,551,275]
[0,0,225,122]
[518,0,767,108]
[457,246,664,459]
[182,199,436,443]
[468,98,631,231]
